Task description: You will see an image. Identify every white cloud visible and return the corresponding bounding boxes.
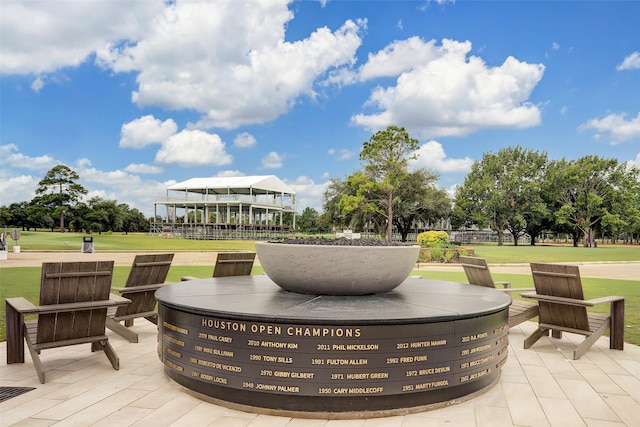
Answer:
[445,183,459,199]
[352,38,545,138]
[124,163,163,174]
[579,112,640,144]
[629,153,640,169]
[359,37,441,80]
[217,170,247,177]
[410,140,474,173]
[78,159,140,187]
[76,160,168,216]
[261,152,285,169]
[0,144,59,170]
[31,77,45,92]
[98,2,364,129]
[0,1,164,76]
[284,175,329,211]
[328,148,355,161]
[2,1,363,127]
[234,132,257,148]
[155,130,233,167]
[616,51,640,71]
[0,174,38,206]
[120,115,177,149]
[545,42,560,59]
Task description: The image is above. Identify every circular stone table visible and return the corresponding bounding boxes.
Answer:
[156,275,511,417]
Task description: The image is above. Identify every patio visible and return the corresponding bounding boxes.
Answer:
[1,319,639,426]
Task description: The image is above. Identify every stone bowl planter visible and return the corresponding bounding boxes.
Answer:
[255,240,420,296]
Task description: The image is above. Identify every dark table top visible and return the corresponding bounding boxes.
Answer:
[156,275,511,326]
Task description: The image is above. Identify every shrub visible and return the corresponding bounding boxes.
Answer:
[417,231,450,248]
[443,250,455,263]
[417,248,430,262]
[430,247,443,261]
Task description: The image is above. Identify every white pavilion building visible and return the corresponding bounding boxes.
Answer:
[151,175,296,239]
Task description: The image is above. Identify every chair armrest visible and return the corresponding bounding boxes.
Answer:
[521,292,624,307]
[495,281,511,289]
[31,298,131,315]
[112,283,169,294]
[498,287,535,293]
[181,276,198,281]
[6,297,38,314]
[584,296,625,305]
[109,294,133,306]
[8,296,131,315]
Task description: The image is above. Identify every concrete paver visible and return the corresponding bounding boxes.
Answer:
[1,251,639,426]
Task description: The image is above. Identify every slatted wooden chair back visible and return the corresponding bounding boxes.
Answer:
[530,262,590,332]
[459,256,497,288]
[213,252,256,277]
[37,261,114,345]
[114,253,174,319]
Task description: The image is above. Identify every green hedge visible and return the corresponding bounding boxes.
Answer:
[417,230,450,248]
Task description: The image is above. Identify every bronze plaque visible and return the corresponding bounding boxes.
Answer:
[159,307,508,398]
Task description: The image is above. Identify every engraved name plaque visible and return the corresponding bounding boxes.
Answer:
[156,276,511,414]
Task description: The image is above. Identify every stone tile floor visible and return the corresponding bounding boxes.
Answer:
[1,320,639,427]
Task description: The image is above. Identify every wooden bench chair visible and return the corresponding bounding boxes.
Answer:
[106,253,174,343]
[5,261,130,383]
[522,263,625,360]
[181,252,256,281]
[459,256,538,328]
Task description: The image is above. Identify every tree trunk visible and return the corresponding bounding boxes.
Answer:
[59,210,65,233]
[386,192,393,241]
[393,218,412,242]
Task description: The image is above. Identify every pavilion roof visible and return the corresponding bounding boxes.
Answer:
[166,175,296,196]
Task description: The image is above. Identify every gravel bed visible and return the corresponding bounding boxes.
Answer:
[268,237,413,246]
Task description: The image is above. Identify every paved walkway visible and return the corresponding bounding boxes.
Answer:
[2,252,639,426]
[1,320,639,426]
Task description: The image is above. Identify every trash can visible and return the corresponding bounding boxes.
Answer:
[82,236,94,253]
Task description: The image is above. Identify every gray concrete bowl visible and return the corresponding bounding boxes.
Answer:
[255,242,420,295]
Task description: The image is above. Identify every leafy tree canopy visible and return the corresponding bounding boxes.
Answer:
[35,165,87,232]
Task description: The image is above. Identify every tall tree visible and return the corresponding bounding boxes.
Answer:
[550,155,633,247]
[35,165,87,232]
[120,204,150,233]
[321,177,357,231]
[503,148,549,245]
[7,202,29,230]
[393,169,450,242]
[0,206,11,227]
[453,146,548,246]
[354,126,420,240]
[85,197,123,233]
[338,171,387,235]
[296,207,320,234]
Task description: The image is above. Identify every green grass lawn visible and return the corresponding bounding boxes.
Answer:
[1,231,639,345]
[5,230,640,262]
[469,244,640,263]
[2,230,258,252]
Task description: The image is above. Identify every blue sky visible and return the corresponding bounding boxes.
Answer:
[1,0,639,217]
